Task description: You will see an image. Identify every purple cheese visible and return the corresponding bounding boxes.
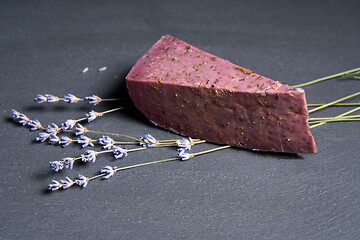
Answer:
[126,35,317,153]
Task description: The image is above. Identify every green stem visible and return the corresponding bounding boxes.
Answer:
[309,118,360,124]
[291,67,360,88]
[100,107,125,115]
[193,145,232,156]
[308,92,360,114]
[114,157,180,172]
[307,103,360,107]
[309,106,360,128]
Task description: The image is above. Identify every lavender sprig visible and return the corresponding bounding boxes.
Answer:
[49,161,64,172]
[98,135,115,149]
[11,109,21,119]
[48,180,62,191]
[75,123,87,135]
[59,136,73,148]
[63,94,81,103]
[85,95,102,105]
[59,177,75,189]
[77,135,94,148]
[75,174,89,188]
[61,119,76,131]
[100,166,118,179]
[84,150,98,163]
[86,110,102,122]
[139,133,158,148]
[176,137,194,151]
[48,134,60,145]
[34,94,60,103]
[113,146,128,159]
[27,119,43,131]
[46,123,61,135]
[177,149,194,161]
[36,132,50,142]
[62,157,75,169]
[18,113,31,125]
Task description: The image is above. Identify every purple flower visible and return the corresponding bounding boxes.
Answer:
[75,174,89,188]
[85,110,100,122]
[28,119,42,131]
[98,67,107,72]
[77,135,94,148]
[176,137,194,151]
[63,94,80,103]
[61,119,76,131]
[139,133,158,148]
[11,109,21,118]
[34,94,47,103]
[100,166,118,179]
[48,180,62,191]
[59,136,73,147]
[113,146,128,159]
[36,132,50,142]
[49,161,64,172]
[46,123,61,134]
[82,67,89,73]
[98,135,115,150]
[177,149,194,161]
[59,177,75,189]
[62,157,75,169]
[75,123,87,135]
[48,134,60,145]
[18,113,30,125]
[84,150,97,163]
[85,95,102,105]
[44,94,60,103]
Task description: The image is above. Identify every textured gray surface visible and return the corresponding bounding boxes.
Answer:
[1,0,359,239]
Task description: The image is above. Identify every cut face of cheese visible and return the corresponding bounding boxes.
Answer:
[126,35,317,153]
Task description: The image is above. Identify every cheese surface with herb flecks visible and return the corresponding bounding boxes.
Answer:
[126,35,317,153]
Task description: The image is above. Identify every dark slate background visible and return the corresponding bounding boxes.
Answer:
[1,0,359,239]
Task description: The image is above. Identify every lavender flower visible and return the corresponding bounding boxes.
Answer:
[27,119,42,131]
[11,109,21,119]
[176,137,194,151]
[45,94,60,103]
[46,123,61,134]
[61,119,76,131]
[48,180,62,191]
[48,134,60,145]
[85,95,102,105]
[77,135,94,148]
[81,67,89,73]
[100,166,118,179]
[177,149,194,161]
[113,146,128,159]
[75,123,87,135]
[86,110,100,122]
[62,157,75,169]
[84,150,97,163]
[98,67,107,72]
[63,94,81,103]
[59,177,75,189]
[18,113,30,125]
[98,135,115,150]
[59,136,73,147]
[75,174,89,188]
[139,133,158,148]
[49,161,64,172]
[34,94,47,103]
[36,132,50,142]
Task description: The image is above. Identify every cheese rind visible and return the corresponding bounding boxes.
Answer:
[126,35,317,153]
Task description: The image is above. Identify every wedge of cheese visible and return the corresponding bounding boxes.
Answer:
[126,35,317,153]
